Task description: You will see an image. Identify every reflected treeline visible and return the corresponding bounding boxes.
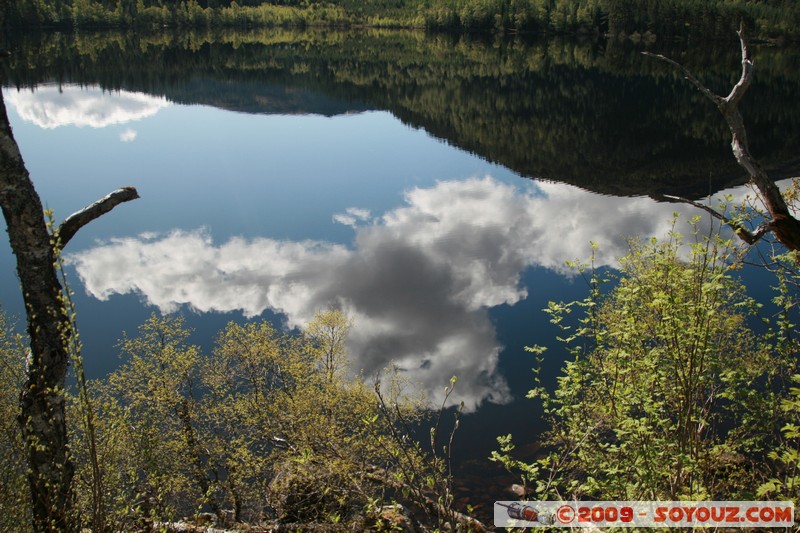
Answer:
[4,29,800,198]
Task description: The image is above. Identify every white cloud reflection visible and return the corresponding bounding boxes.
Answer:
[120,128,138,142]
[5,84,169,129]
[69,176,720,409]
[333,207,372,228]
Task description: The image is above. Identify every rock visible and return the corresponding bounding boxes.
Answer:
[375,504,419,533]
[514,441,541,460]
[510,483,530,498]
[193,512,217,526]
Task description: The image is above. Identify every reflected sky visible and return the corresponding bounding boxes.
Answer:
[67,174,736,409]
[1,84,744,410]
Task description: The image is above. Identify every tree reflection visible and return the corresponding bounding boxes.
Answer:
[4,30,800,198]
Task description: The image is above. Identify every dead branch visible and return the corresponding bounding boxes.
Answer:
[56,186,139,248]
[640,52,722,106]
[644,23,800,253]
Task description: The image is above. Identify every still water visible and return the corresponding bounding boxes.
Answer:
[2,29,799,488]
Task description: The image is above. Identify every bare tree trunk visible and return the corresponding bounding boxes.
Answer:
[0,89,138,531]
[646,24,800,253]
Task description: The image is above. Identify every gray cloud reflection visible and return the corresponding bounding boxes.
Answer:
[69,176,715,409]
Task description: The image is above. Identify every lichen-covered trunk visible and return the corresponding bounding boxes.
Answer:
[0,91,75,531]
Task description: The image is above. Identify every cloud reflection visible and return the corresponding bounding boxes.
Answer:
[5,85,169,129]
[333,207,372,228]
[70,177,712,409]
[120,128,138,142]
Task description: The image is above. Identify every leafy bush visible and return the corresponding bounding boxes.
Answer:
[0,312,32,532]
[493,218,796,502]
[65,309,459,529]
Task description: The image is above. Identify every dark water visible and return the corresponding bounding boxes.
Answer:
[2,28,798,518]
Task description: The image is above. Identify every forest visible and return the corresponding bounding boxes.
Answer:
[7,0,800,40]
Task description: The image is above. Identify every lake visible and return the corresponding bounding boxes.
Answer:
[2,28,799,512]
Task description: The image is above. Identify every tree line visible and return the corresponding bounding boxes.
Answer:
[7,0,800,39]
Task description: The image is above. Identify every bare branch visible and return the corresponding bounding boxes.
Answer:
[659,193,768,245]
[642,21,751,109]
[725,21,754,106]
[641,51,723,106]
[56,186,139,248]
